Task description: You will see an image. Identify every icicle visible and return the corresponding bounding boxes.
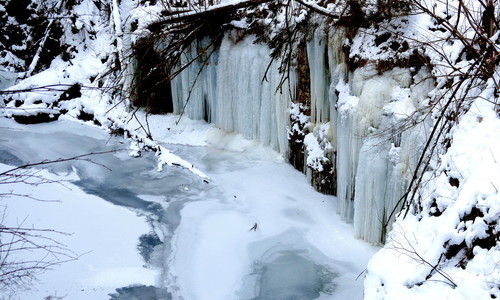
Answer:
[326,26,347,150]
[335,77,361,222]
[171,38,218,122]
[307,27,330,125]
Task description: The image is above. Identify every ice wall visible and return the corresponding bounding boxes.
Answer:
[171,33,295,154]
[304,28,430,244]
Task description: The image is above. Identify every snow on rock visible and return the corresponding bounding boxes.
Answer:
[1,0,115,124]
[156,145,210,179]
[303,123,333,172]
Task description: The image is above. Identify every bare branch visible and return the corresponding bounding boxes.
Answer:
[0,149,127,177]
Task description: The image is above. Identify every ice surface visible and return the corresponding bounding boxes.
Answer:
[239,230,338,300]
[0,70,18,90]
[162,141,378,300]
[0,117,378,300]
[109,285,172,300]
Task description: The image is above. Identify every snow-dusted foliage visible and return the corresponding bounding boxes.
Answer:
[0,0,66,73]
[0,0,122,124]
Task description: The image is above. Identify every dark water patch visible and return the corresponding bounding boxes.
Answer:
[108,285,172,300]
[138,232,163,263]
[75,179,156,212]
[248,251,336,300]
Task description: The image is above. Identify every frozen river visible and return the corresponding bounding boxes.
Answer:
[0,117,378,300]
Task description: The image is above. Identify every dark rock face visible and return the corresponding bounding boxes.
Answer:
[132,43,174,114]
[13,112,60,124]
[289,42,311,173]
[310,159,336,195]
[58,84,82,101]
[288,42,336,195]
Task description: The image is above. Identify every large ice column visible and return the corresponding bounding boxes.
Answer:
[335,65,412,226]
[215,34,294,153]
[335,81,361,222]
[171,33,295,154]
[350,67,429,244]
[353,136,392,242]
[307,28,330,125]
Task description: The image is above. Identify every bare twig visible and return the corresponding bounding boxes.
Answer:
[390,226,457,288]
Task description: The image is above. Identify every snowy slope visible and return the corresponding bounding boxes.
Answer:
[364,94,500,299]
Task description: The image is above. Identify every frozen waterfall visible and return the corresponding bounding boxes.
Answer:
[166,28,430,244]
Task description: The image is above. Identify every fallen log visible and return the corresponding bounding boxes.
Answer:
[148,0,274,31]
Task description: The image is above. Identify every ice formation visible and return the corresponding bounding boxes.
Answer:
[171,33,295,155]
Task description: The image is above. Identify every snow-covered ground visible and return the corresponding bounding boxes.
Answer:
[0,116,378,299]
[0,165,157,300]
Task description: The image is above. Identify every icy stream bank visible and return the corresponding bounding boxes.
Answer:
[0,117,378,299]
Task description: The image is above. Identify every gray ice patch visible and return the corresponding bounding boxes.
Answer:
[251,251,336,300]
[239,230,337,300]
[108,285,171,300]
